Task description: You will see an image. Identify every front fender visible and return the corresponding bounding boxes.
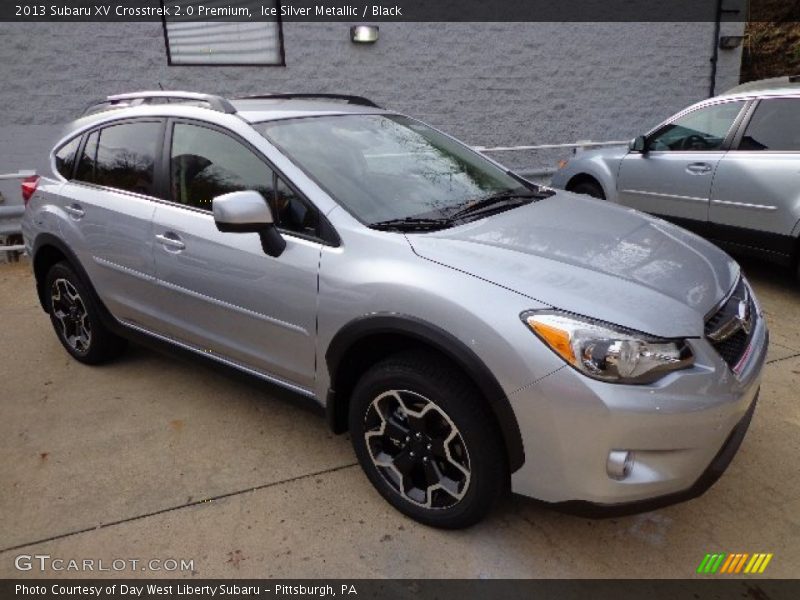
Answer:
[325,313,527,472]
[551,147,628,203]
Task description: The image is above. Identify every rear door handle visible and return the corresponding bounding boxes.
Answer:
[64,204,85,218]
[686,162,712,174]
[155,232,186,251]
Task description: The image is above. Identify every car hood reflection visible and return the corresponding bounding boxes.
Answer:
[406,191,738,337]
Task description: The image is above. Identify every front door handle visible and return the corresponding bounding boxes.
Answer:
[686,162,712,175]
[64,203,85,219]
[155,232,186,251]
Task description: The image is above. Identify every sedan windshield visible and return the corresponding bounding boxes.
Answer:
[258,114,534,227]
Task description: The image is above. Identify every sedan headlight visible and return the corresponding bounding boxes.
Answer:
[522,310,694,384]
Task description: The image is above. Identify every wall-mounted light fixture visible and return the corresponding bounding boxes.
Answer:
[719,35,745,50]
[351,25,379,44]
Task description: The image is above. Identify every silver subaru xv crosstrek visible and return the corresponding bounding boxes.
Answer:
[22,91,768,528]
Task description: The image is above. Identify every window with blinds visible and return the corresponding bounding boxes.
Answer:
[162,1,284,66]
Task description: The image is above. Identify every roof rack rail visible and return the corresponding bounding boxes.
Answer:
[236,93,381,108]
[82,91,237,116]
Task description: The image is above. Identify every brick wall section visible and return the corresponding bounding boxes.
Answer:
[0,21,744,178]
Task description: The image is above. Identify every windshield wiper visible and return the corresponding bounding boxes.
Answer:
[369,216,454,232]
[369,187,552,232]
[447,189,541,221]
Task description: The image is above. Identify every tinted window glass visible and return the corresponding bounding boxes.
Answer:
[54,137,81,179]
[169,123,320,236]
[75,123,160,195]
[170,123,274,212]
[275,176,319,236]
[739,99,800,151]
[93,122,160,195]
[75,131,99,182]
[648,102,743,151]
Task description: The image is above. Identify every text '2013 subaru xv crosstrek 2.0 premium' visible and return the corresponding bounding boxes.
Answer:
[22,91,768,528]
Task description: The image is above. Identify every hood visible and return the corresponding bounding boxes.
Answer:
[407,192,739,338]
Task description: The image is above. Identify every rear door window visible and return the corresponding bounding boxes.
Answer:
[738,98,800,151]
[75,121,162,196]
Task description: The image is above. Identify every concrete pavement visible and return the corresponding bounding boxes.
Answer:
[1,257,798,578]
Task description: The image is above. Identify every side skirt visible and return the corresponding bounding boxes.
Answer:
[116,319,317,399]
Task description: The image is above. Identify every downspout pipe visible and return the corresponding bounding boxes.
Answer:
[709,0,724,97]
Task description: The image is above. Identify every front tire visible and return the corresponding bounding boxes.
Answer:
[349,352,508,528]
[45,261,127,364]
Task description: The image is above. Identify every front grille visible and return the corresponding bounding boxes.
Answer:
[705,277,756,371]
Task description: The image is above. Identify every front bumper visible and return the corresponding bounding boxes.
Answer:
[552,392,758,517]
[508,311,767,509]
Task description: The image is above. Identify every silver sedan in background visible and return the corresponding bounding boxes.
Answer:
[551,80,800,279]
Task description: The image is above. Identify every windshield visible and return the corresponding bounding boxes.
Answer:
[258,114,530,226]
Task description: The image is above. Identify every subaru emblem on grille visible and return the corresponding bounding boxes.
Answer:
[737,297,752,335]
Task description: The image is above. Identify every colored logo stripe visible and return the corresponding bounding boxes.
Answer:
[697,553,726,574]
[698,553,773,574]
[720,553,737,573]
[723,554,749,573]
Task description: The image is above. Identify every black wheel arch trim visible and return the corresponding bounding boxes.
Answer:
[325,313,525,473]
[31,234,119,331]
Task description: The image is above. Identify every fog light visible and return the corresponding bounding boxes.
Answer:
[607,450,635,480]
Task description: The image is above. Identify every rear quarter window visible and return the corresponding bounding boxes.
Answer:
[54,136,81,179]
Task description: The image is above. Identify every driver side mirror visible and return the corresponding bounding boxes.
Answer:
[629,135,648,154]
[212,190,286,258]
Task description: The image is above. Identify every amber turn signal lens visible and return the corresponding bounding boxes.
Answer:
[526,318,576,365]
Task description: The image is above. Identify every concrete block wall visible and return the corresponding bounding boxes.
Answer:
[0,21,744,177]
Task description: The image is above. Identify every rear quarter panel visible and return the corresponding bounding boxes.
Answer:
[21,177,66,256]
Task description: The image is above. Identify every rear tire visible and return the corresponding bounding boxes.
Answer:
[45,261,127,364]
[349,351,508,529]
[569,179,605,200]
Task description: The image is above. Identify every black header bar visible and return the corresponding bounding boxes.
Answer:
[1,0,791,23]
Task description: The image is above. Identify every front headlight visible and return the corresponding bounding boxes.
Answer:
[522,310,694,384]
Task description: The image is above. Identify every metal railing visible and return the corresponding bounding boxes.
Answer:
[474,139,628,180]
[474,140,628,153]
[0,170,35,257]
